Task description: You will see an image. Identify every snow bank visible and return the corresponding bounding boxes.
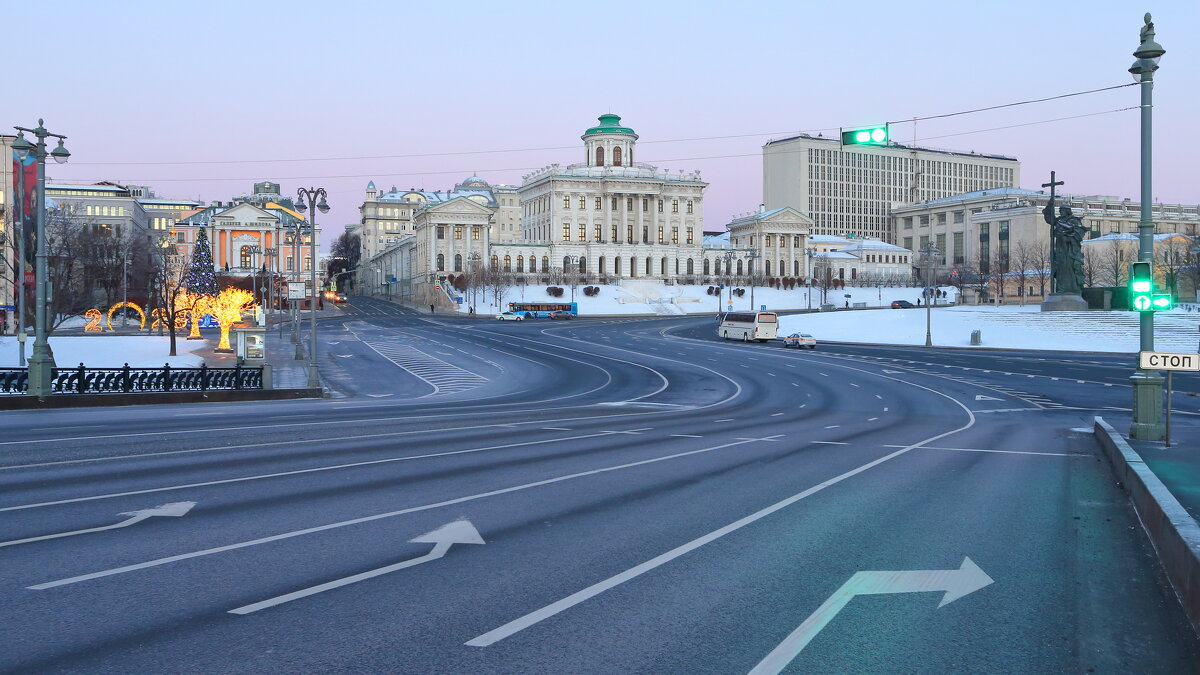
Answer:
[0,336,205,368]
[456,281,957,316]
[778,305,1200,353]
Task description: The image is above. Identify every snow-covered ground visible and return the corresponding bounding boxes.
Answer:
[0,336,205,368]
[778,304,1200,353]
[453,281,956,316]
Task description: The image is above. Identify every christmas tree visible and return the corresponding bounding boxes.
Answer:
[185,228,219,296]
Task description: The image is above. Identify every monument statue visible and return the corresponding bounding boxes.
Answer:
[1040,171,1090,311]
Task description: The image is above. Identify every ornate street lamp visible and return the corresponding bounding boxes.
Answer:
[294,187,328,389]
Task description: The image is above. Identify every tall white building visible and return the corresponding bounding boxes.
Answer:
[763,133,1020,243]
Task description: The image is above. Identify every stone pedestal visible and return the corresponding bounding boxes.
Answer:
[1130,369,1165,440]
[1040,293,1089,311]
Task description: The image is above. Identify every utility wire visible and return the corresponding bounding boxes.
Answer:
[70,83,1134,167]
[60,106,1136,185]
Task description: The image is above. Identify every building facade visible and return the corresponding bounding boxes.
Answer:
[763,134,1020,243]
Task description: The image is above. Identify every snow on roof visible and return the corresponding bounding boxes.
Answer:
[1084,232,1190,244]
[808,235,853,244]
[841,240,910,252]
[897,187,1045,210]
[813,251,858,259]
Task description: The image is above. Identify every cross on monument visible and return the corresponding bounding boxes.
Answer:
[1043,171,1064,294]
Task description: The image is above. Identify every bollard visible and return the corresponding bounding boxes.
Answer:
[970,329,982,346]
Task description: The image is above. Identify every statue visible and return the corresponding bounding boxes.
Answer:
[1044,200,1088,295]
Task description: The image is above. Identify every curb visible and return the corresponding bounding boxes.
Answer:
[1094,416,1200,635]
[0,387,324,410]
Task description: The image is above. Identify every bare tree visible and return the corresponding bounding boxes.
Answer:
[1096,238,1133,287]
[1156,235,1192,298]
[1010,241,1036,305]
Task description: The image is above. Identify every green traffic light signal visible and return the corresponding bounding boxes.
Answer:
[1129,261,1155,311]
[841,125,888,146]
[1151,294,1173,310]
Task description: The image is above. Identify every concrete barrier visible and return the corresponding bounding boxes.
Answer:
[0,387,323,410]
[1094,416,1200,635]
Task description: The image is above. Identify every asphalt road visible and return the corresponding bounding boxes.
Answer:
[1,295,1197,673]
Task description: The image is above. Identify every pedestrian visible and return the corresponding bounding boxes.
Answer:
[917,298,922,306]
[429,304,435,314]
[844,300,849,309]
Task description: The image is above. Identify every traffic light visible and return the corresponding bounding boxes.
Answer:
[1151,294,1174,311]
[841,125,889,146]
[1130,261,1154,311]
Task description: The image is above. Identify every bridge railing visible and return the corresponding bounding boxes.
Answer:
[0,363,263,395]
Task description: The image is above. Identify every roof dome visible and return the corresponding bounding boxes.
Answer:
[367,180,376,190]
[583,114,637,138]
[461,175,489,188]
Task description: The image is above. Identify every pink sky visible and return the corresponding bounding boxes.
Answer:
[10,1,1198,249]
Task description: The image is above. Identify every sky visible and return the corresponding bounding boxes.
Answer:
[9,0,1199,250]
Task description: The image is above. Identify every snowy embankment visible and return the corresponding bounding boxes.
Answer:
[456,281,956,316]
[778,305,1200,353]
[0,336,205,368]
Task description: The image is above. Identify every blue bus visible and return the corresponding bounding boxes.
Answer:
[508,302,577,318]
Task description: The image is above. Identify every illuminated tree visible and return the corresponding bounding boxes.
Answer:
[185,228,219,297]
[207,287,255,351]
[177,292,209,339]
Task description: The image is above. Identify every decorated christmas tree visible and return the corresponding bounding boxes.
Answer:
[185,228,219,296]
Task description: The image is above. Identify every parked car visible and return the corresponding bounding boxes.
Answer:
[548,310,574,320]
[782,333,817,349]
[496,311,525,321]
[890,300,914,309]
[334,292,347,303]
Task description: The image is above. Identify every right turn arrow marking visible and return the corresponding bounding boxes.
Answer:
[0,501,195,549]
[748,557,993,674]
[975,395,1003,401]
[228,519,485,615]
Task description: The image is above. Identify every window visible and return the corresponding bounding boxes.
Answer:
[286,256,294,271]
[454,226,462,240]
[437,226,445,239]
[595,197,602,210]
[903,217,913,229]
[612,197,617,210]
[658,227,664,244]
[613,146,622,166]
[627,197,633,210]
[239,246,253,268]
[454,254,463,271]
[503,255,511,271]
[563,196,570,209]
[737,260,744,276]
[671,200,679,213]
[903,237,913,250]
[642,226,649,243]
[542,256,549,272]
[595,226,602,242]
[749,236,755,247]
[562,225,571,241]
[646,257,652,275]
[765,260,772,277]
[630,257,637,277]
[686,201,693,214]
[472,227,480,240]
[579,197,586,209]
[953,210,964,224]
[936,213,947,225]
[661,257,668,275]
[627,225,633,242]
[642,198,648,211]
[599,256,606,274]
[794,260,800,275]
[578,225,586,241]
[490,255,498,270]
[919,215,930,225]
[611,225,617,241]
[615,257,622,275]
[436,254,445,271]
[657,200,664,213]
[766,235,773,248]
[595,147,605,166]
[703,259,710,275]
[528,256,537,273]
[671,227,678,244]
[686,228,693,245]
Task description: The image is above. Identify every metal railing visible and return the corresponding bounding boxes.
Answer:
[0,363,263,395]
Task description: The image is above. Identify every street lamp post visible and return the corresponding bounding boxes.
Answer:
[1129,13,1166,440]
[805,247,816,311]
[294,187,328,389]
[121,258,130,327]
[745,251,761,311]
[920,244,940,347]
[12,120,70,397]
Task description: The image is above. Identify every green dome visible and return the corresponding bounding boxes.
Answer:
[583,113,637,138]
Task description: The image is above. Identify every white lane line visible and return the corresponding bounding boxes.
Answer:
[29,439,760,591]
[735,436,784,442]
[883,407,889,412]
[867,417,879,421]
[770,413,784,417]
[174,412,223,417]
[714,418,734,422]
[541,427,573,431]
[824,425,840,429]
[465,385,978,648]
[790,383,800,387]
[670,434,702,438]
[809,441,848,445]
[1,432,618,513]
[874,395,883,400]
[849,383,859,388]
[818,373,828,377]
[798,404,806,409]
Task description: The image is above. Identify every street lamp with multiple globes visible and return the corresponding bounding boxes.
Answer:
[1129,13,1166,440]
[12,120,70,397]
[293,187,328,389]
[919,244,942,348]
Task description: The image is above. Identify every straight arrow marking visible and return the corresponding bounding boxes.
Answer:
[228,520,484,615]
[747,557,993,675]
[0,502,195,549]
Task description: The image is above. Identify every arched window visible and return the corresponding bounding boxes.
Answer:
[737,260,744,276]
[765,260,772,277]
[579,257,586,274]
[436,254,445,271]
[645,257,652,275]
[703,259,710,275]
[528,256,536,273]
[503,255,511,271]
[780,260,785,277]
[454,254,462,272]
[615,257,622,275]
[714,259,721,276]
[794,260,800,276]
[595,146,604,166]
[660,257,667,276]
[516,255,524,272]
[631,257,637,277]
[686,258,694,275]
[599,256,606,275]
[613,146,622,166]
[851,268,857,280]
[563,256,572,270]
[748,260,755,276]
[542,256,549,272]
[490,255,498,270]
[239,245,253,268]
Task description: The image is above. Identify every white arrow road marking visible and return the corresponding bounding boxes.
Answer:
[747,558,993,675]
[0,502,195,549]
[974,395,1003,401]
[229,520,484,615]
[882,369,905,374]
[365,394,394,398]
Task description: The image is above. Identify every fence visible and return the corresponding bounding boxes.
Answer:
[0,363,263,395]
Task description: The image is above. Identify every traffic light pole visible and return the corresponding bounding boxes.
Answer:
[1129,17,1165,441]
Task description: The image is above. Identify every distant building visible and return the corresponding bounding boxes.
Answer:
[763,133,1020,243]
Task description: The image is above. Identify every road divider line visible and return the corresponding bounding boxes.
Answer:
[29,438,761,591]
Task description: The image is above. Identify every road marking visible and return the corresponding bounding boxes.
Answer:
[229,520,485,615]
[874,395,883,400]
[974,395,1003,401]
[735,435,784,442]
[882,369,904,374]
[818,373,828,377]
[1,433,619,513]
[885,444,1079,457]
[849,383,859,388]
[175,412,222,417]
[30,439,761,590]
[670,434,702,438]
[867,417,879,421]
[810,441,848,445]
[798,404,806,409]
[748,558,993,674]
[714,418,734,422]
[823,425,840,429]
[465,386,978,648]
[791,383,800,387]
[541,427,573,431]
[770,412,784,417]
[0,502,195,549]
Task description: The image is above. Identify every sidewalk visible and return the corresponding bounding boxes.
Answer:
[1127,419,1200,522]
[200,310,345,390]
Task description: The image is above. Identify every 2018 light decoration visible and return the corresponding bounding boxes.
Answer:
[83,309,103,331]
[105,302,146,330]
